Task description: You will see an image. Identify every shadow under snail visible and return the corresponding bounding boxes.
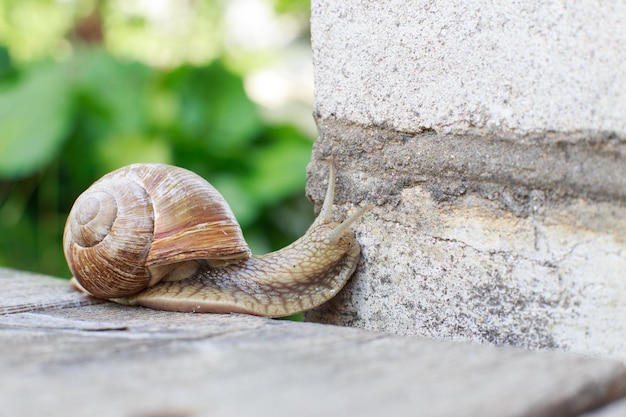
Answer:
[63,162,369,317]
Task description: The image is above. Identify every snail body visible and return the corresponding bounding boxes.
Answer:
[63,162,367,317]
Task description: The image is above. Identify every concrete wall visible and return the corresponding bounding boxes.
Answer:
[305,0,626,358]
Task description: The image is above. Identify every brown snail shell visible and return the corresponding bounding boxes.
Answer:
[63,163,250,298]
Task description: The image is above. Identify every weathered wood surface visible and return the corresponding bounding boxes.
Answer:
[1,267,626,417]
[582,398,626,417]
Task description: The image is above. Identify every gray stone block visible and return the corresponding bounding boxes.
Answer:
[306,0,626,358]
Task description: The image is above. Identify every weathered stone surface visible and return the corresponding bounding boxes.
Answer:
[3,269,626,417]
[306,1,626,358]
[306,120,626,356]
[312,0,626,135]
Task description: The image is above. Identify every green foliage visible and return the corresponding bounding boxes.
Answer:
[0,61,72,178]
[0,46,314,278]
[275,0,311,15]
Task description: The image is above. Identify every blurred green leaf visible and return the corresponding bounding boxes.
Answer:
[247,125,312,204]
[278,313,304,321]
[169,63,264,154]
[275,0,311,15]
[0,62,72,178]
[0,46,15,80]
[73,48,149,134]
[95,133,172,172]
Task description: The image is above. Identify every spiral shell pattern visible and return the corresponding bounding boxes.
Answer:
[63,164,250,298]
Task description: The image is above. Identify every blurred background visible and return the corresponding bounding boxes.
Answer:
[0,0,315,279]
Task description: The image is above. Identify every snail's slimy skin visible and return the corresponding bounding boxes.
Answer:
[67,162,368,317]
[117,218,362,317]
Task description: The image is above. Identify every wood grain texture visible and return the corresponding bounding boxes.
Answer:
[0,267,102,314]
[1,267,626,417]
[581,398,626,417]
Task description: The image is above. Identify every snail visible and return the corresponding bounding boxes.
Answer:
[63,162,369,317]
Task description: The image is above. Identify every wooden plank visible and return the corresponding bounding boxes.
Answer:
[1,269,626,417]
[582,398,626,417]
[0,267,102,314]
